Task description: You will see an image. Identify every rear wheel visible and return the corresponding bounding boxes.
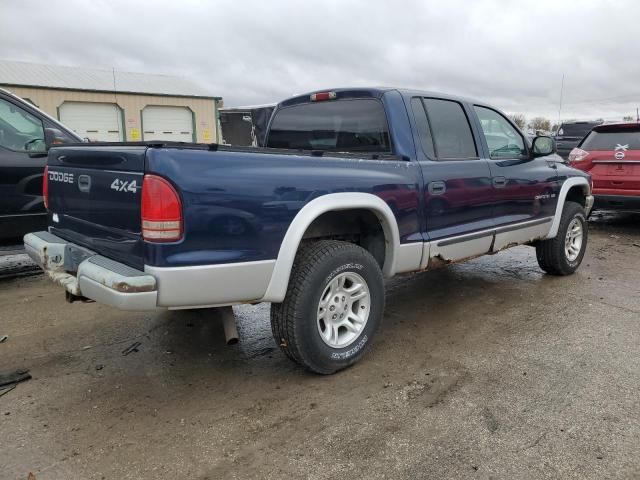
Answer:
[270,240,385,374]
[536,201,588,275]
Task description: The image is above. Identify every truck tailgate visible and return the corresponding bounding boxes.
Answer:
[46,145,146,270]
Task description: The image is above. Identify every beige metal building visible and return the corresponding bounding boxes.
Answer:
[0,60,222,143]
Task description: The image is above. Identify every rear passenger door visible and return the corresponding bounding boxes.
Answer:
[410,97,494,263]
[472,106,559,248]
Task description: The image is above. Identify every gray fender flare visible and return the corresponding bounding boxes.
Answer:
[260,192,401,303]
[545,177,591,239]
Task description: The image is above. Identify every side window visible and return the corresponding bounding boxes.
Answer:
[474,106,526,159]
[410,97,435,158]
[423,98,477,159]
[0,98,46,152]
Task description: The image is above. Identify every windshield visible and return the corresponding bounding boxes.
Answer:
[557,122,599,137]
[581,129,640,150]
[267,98,391,152]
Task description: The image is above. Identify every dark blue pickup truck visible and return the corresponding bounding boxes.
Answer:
[25,88,593,373]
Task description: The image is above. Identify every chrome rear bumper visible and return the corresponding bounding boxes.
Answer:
[24,232,158,311]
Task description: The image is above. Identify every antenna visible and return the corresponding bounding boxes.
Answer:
[111,67,122,140]
[557,73,564,127]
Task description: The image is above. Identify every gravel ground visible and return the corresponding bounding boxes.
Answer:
[1,212,639,479]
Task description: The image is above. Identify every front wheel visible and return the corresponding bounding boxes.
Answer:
[536,201,588,275]
[271,240,385,374]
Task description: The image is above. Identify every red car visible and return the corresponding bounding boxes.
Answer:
[568,123,640,211]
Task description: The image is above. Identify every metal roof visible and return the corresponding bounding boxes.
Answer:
[0,59,219,99]
[220,103,277,111]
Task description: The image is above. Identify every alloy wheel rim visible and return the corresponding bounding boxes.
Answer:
[565,218,583,262]
[316,272,370,348]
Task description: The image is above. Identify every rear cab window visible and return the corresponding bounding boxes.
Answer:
[266,98,391,153]
[580,127,640,150]
[557,122,600,137]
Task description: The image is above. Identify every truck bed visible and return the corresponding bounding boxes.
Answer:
[45,142,416,272]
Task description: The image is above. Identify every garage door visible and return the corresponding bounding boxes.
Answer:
[58,102,123,142]
[142,106,194,142]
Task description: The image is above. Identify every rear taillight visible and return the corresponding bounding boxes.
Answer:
[141,174,183,242]
[568,147,589,164]
[42,166,49,210]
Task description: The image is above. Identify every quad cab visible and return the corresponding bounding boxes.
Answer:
[26,88,593,373]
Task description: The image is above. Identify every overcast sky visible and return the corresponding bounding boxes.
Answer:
[1,0,639,123]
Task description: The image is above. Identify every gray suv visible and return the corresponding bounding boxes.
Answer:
[554,121,602,159]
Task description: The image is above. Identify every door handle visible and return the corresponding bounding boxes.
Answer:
[77,174,92,192]
[428,181,446,195]
[492,176,507,188]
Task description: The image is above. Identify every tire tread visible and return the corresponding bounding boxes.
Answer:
[536,201,587,276]
[271,240,382,373]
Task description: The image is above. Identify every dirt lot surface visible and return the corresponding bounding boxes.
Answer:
[1,213,639,480]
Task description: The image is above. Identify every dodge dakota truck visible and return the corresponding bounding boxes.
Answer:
[25,88,594,374]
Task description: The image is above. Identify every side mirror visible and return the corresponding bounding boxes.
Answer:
[531,135,555,157]
[44,128,68,150]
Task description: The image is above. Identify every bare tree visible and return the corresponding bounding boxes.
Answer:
[508,113,526,129]
[531,117,551,132]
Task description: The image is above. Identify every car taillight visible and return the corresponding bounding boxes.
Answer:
[141,174,183,242]
[43,166,49,210]
[568,148,589,164]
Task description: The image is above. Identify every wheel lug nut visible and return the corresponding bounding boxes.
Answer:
[329,306,335,311]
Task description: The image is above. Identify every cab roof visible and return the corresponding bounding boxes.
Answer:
[279,87,486,108]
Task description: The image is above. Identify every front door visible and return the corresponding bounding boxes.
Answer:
[472,106,559,249]
[0,96,48,238]
[409,97,495,263]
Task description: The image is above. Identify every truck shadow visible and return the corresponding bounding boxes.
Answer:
[589,210,640,235]
[152,245,544,383]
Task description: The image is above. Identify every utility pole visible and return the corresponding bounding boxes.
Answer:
[558,73,565,127]
[637,107,639,122]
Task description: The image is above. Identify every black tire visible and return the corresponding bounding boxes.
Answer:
[536,201,588,275]
[271,240,385,374]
